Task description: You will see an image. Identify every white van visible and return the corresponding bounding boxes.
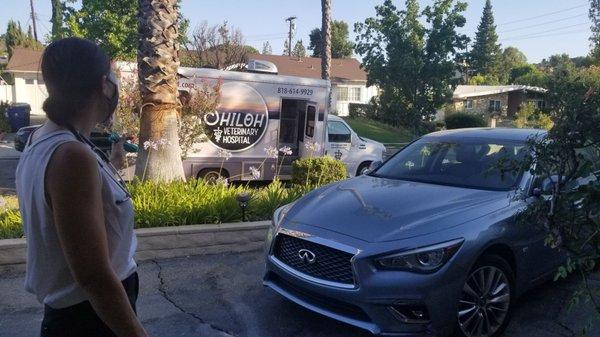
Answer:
[175,65,385,181]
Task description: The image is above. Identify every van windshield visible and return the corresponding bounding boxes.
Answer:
[372,138,528,191]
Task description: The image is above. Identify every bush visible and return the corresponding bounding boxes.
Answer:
[348,103,376,119]
[0,196,22,239]
[291,156,347,187]
[445,112,487,129]
[513,102,553,130]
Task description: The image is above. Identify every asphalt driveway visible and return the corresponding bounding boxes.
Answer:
[1,249,598,337]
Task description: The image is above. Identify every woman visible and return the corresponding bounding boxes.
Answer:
[15,37,147,337]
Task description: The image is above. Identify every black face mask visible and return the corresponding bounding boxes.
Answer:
[101,76,119,126]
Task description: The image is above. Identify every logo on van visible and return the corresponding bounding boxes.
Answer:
[203,82,269,151]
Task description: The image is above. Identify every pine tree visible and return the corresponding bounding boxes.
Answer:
[51,0,66,40]
[292,40,306,58]
[591,0,600,63]
[261,41,272,55]
[469,0,502,78]
[5,20,26,57]
[282,39,290,56]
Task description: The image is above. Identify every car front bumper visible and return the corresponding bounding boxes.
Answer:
[263,229,465,337]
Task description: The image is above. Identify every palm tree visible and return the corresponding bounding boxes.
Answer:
[321,0,332,80]
[136,0,185,181]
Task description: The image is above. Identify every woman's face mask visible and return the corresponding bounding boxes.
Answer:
[101,71,120,126]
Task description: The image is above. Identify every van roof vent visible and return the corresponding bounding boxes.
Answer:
[246,59,278,74]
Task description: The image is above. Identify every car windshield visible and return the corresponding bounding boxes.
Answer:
[372,138,528,191]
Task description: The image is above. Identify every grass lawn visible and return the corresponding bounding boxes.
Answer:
[343,117,413,144]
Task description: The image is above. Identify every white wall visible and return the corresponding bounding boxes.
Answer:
[0,84,13,103]
[5,72,48,116]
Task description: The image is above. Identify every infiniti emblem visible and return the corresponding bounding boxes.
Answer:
[298,249,317,265]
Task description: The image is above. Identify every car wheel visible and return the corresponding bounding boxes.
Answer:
[356,162,372,176]
[456,255,514,337]
[197,169,227,184]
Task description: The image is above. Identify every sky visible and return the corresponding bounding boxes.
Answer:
[0,0,593,63]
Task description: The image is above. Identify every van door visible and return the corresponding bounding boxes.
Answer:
[298,103,317,158]
[325,119,352,164]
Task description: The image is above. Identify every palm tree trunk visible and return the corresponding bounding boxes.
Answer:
[321,0,332,80]
[136,0,185,181]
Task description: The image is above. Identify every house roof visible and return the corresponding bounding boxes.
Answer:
[453,85,547,99]
[6,48,43,73]
[247,54,367,83]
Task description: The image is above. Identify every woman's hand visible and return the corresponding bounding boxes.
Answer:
[109,136,127,170]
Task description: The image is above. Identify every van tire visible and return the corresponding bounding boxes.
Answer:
[356,162,372,176]
[197,169,228,183]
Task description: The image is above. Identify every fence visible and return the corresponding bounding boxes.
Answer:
[0,84,13,103]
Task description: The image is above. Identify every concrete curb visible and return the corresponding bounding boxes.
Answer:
[0,221,270,273]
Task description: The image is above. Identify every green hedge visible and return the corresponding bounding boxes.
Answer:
[445,112,487,129]
[0,101,10,134]
[291,156,348,187]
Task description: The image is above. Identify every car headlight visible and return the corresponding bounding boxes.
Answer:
[272,202,296,230]
[375,238,464,273]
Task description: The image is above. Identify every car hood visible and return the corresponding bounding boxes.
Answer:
[286,175,513,243]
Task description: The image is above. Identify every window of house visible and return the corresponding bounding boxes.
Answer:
[535,100,545,110]
[336,87,349,101]
[349,87,361,101]
[25,79,34,85]
[488,100,501,112]
[466,100,473,109]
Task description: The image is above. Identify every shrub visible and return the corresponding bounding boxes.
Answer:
[513,102,553,130]
[291,156,347,187]
[445,112,487,129]
[348,103,376,119]
[0,195,22,239]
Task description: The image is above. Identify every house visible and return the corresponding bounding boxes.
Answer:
[451,85,547,125]
[246,54,377,116]
[1,48,47,119]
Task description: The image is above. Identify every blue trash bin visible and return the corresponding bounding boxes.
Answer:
[6,103,31,132]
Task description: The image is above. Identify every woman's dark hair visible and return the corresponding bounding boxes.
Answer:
[41,37,111,125]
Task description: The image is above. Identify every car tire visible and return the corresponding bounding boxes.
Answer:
[455,255,515,337]
[197,169,228,183]
[356,161,372,176]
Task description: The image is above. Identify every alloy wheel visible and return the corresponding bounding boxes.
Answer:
[458,265,511,337]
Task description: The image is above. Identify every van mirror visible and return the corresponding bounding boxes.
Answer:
[367,161,383,174]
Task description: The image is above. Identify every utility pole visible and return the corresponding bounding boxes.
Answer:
[285,16,296,57]
[30,0,38,41]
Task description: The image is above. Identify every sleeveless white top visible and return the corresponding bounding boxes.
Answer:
[15,130,137,308]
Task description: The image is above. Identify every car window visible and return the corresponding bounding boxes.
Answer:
[373,138,528,191]
[327,121,351,143]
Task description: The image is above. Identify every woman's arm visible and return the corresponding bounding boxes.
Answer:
[46,142,147,337]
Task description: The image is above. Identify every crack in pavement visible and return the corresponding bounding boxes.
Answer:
[151,259,235,337]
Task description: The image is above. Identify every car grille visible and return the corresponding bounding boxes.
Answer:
[273,234,355,285]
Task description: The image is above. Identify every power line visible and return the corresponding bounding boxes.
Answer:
[501,29,589,42]
[497,3,589,26]
[501,22,590,40]
[498,13,587,33]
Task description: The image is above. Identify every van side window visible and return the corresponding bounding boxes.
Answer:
[305,105,316,138]
[327,121,351,143]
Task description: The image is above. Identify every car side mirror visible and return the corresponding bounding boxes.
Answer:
[366,161,383,174]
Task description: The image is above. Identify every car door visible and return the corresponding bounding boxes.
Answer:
[325,120,352,166]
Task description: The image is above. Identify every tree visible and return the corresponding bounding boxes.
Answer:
[590,0,600,63]
[64,0,187,60]
[355,0,468,132]
[50,0,69,40]
[282,39,290,56]
[499,46,527,83]
[5,20,42,57]
[321,0,332,80]
[292,40,306,58]
[182,21,251,69]
[469,0,502,77]
[261,41,272,55]
[308,20,355,58]
[511,64,548,87]
[135,0,185,181]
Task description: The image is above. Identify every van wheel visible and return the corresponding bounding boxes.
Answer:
[197,169,228,184]
[356,162,372,176]
[456,255,515,337]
